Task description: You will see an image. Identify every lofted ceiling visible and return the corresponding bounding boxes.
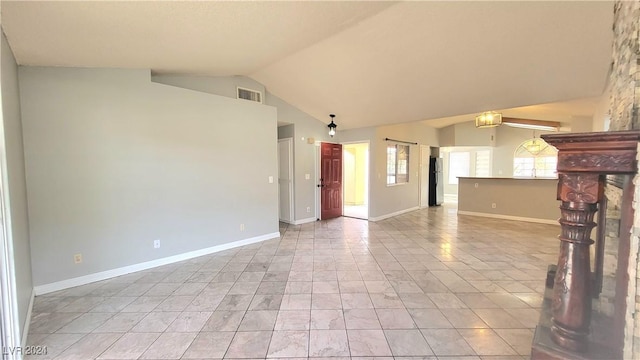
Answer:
[424,97,603,129]
[1,1,613,130]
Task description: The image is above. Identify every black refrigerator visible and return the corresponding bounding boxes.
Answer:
[428,156,444,206]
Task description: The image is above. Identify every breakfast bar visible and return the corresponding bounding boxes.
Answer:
[457,177,559,224]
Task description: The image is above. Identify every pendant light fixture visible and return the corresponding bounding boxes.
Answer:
[525,131,543,155]
[526,138,542,156]
[475,111,503,128]
[328,114,337,137]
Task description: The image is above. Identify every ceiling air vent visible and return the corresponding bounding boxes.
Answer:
[237,87,263,104]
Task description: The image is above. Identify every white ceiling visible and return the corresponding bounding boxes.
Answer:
[1,1,613,130]
[424,96,602,129]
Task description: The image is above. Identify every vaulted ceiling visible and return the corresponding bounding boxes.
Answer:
[1,1,613,130]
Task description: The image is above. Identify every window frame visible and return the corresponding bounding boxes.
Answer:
[386,144,410,186]
[513,138,558,178]
[474,149,492,178]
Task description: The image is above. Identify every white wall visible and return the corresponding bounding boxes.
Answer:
[439,125,455,147]
[340,122,439,220]
[570,116,594,133]
[152,75,330,224]
[152,74,266,101]
[592,89,611,131]
[454,121,496,147]
[1,30,33,342]
[278,124,294,139]
[19,67,279,287]
[438,121,496,147]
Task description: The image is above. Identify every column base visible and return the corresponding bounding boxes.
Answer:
[531,287,620,360]
[550,323,587,352]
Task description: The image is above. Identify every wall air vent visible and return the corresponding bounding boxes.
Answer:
[237,87,263,104]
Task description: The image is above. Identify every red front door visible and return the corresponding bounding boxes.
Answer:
[320,142,343,219]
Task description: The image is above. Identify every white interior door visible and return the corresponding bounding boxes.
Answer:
[278,138,294,223]
[419,145,430,208]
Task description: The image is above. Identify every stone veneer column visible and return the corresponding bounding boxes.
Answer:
[606,1,639,358]
[608,0,639,132]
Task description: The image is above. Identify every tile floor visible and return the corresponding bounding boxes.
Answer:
[26,204,559,359]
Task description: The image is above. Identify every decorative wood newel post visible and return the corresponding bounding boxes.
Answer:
[533,131,640,358]
[551,173,603,351]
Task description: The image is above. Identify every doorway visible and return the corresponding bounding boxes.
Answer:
[320,142,343,220]
[342,142,369,219]
[277,138,294,223]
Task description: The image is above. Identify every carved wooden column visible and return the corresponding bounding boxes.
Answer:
[551,173,602,351]
[539,131,640,356]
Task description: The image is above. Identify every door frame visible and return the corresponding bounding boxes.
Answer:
[316,141,341,220]
[315,142,320,220]
[319,142,343,220]
[277,138,294,223]
[341,141,370,220]
[0,147,20,357]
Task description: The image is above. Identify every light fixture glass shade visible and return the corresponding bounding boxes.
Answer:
[525,141,541,155]
[328,114,337,137]
[475,112,502,128]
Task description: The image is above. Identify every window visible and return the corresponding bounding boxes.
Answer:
[387,144,409,184]
[513,138,558,178]
[448,151,470,184]
[475,150,491,177]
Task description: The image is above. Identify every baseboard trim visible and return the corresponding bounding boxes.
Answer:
[457,211,558,225]
[34,232,280,295]
[293,217,316,225]
[369,206,420,222]
[21,289,35,347]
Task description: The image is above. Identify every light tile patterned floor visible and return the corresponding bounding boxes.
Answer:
[26,204,559,359]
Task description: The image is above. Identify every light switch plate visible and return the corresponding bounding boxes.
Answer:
[268,176,274,183]
[305,174,310,180]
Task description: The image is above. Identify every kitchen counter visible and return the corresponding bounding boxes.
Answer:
[457,177,559,224]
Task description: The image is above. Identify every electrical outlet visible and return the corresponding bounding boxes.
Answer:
[306,207,311,213]
[74,253,82,264]
[154,239,160,249]
[491,203,497,209]
[240,224,245,231]
[474,183,479,188]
